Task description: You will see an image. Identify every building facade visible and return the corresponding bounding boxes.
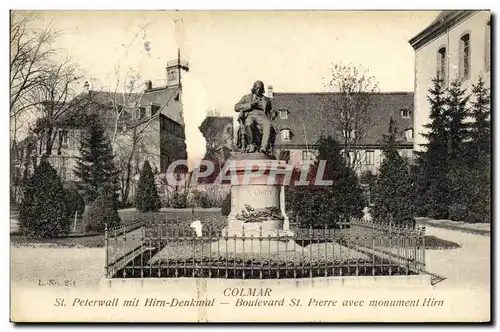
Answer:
[20,58,189,203]
[268,88,414,175]
[409,10,491,151]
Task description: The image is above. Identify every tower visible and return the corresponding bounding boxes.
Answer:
[166,49,189,87]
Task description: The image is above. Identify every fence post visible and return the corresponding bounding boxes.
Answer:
[421,226,426,273]
[73,211,78,233]
[104,223,108,278]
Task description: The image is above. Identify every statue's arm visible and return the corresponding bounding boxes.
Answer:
[264,98,276,119]
[265,98,272,112]
[235,96,252,113]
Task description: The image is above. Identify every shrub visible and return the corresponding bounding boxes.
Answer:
[84,194,121,233]
[135,160,161,212]
[191,186,229,208]
[448,204,468,221]
[170,191,188,209]
[221,193,231,216]
[191,189,212,208]
[64,186,85,217]
[19,156,72,238]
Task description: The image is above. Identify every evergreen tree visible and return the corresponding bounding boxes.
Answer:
[135,160,161,212]
[446,79,471,161]
[414,77,451,219]
[74,115,120,204]
[286,136,365,228]
[372,117,415,227]
[469,76,491,158]
[448,77,491,223]
[19,156,72,238]
[468,77,491,223]
[85,191,121,232]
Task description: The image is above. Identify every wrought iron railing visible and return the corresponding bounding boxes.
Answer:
[104,216,426,279]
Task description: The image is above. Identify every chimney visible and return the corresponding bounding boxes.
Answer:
[267,85,273,99]
[144,80,152,91]
[83,81,90,94]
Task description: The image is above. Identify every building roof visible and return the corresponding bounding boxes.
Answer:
[54,85,183,128]
[409,10,479,50]
[271,92,414,148]
[141,86,183,124]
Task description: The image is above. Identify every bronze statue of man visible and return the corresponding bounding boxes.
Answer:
[235,80,273,154]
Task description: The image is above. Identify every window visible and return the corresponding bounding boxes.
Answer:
[343,129,355,139]
[60,130,69,148]
[302,150,312,162]
[405,129,414,141]
[135,108,143,120]
[365,151,374,165]
[151,105,160,117]
[168,69,177,82]
[485,21,491,70]
[69,130,76,149]
[348,151,356,164]
[278,150,291,162]
[281,129,290,141]
[401,109,410,119]
[460,33,471,79]
[437,47,447,81]
[341,110,351,119]
[279,110,288,119]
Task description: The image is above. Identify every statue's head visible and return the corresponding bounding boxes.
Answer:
[251,80,265,95]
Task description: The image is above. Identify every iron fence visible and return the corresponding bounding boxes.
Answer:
[104,216,426,279]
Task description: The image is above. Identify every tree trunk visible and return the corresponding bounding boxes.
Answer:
[45,127,54,155]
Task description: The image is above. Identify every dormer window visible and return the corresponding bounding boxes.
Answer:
[279,109,288,119]
[281,129,291,141]
[401,109,410,119]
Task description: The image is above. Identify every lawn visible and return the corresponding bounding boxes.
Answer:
[10,209,225,248]
[416,217,490,236]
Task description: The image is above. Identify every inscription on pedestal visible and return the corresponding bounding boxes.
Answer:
[250,188,274,197]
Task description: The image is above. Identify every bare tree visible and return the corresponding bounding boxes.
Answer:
[29,58,86,155]
[200,115,233,170]
[10,11,59,142]
[323,63,379,170]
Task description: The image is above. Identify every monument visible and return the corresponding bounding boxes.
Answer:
[211,81,295,253]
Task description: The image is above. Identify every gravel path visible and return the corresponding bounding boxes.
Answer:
[423,226,490,290]
[10,246,104,287]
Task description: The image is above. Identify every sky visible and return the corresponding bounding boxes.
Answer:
[29,10,440,113]
[22,10,440,168]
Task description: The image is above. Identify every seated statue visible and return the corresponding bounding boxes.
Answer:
[234,80,277,155]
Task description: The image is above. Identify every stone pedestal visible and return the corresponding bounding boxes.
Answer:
[211,153,295,253]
